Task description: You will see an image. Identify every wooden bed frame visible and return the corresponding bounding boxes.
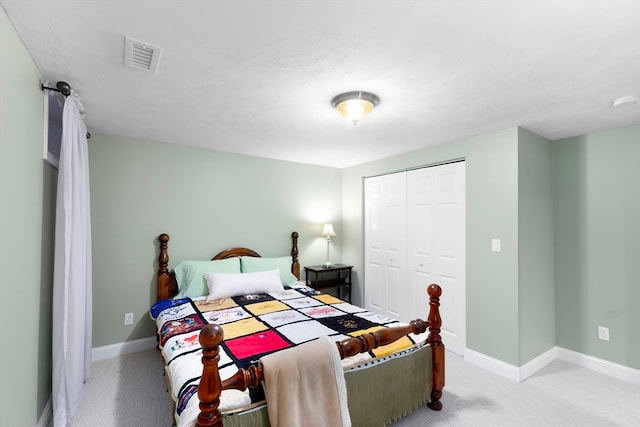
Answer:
[157,232,300,301]
[157,232,445,427]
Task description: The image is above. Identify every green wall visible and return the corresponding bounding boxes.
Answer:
[343,124,638,370]
[88,134,343,347]
[343,128,524,365]
[0,6,53,425]
[518,128,555,364]
[3,6,637,424]
[553,125,640,369]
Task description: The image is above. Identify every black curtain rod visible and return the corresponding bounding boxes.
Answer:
[41,80,91,139]
[41,81,72,97]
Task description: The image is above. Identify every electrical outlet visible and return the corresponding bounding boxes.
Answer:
[597,326,609,341]
[124,312,134,325]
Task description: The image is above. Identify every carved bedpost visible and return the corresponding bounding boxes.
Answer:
[158,233,170,301]
[336,319,428,359]
[426,284,445,410]
[291,231,300,279]
[196,324,225,427]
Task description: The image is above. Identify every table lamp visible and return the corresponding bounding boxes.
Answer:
[321,224,336,267]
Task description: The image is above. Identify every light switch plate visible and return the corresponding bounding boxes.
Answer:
[491,239,501,252]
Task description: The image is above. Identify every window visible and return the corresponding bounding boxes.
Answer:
[43,89,63,168]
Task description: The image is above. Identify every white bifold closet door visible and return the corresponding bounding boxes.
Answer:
[364,171,408,321]
[364,161,466,355]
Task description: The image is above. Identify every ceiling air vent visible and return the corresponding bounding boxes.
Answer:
[124,36,162,73]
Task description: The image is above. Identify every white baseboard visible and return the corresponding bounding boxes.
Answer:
[36,395,52,427]
[91,336,157,362]
[464,348,521,382]
[464,346,640,385]
[518,346,558,381]
[556,347,640,385]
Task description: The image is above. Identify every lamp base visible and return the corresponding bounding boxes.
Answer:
[322,261,334,268]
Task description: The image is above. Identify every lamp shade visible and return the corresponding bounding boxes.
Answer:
[331,91,380,125]
[321,224,336,237]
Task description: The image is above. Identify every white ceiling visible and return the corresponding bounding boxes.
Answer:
[3,0,639,168]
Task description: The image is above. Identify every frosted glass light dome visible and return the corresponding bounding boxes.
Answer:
[331,91,380,125]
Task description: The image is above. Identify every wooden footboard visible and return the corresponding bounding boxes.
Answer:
[195,284,445,427]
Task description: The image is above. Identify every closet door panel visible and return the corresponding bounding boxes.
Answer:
[410,270,434,321]
[437,273,461,351]
[366,261,384,312]
[407,169,436,323]
[384,203,406,319]
[436,202,458,277]
[364,182,385,314]
[408,162,466,355]
[364,172,406,319]
[407,199,434,323]
[385,265,403,319]
[365,162,464,355]
[365,200,385,288]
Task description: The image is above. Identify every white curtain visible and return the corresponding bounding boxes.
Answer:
[52,91,92,427]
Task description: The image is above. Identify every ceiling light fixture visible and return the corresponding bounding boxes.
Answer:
[331,91,380,125]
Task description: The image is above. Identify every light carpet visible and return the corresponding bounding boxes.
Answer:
[54,349,638,427]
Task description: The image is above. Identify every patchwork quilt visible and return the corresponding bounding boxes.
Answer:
[150,285,429,426]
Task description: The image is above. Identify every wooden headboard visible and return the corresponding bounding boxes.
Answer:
[157,231,300,301]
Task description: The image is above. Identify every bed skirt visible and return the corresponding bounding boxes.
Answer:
[220,343,434,427]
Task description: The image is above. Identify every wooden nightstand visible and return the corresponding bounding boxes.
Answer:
[304,264,353,303]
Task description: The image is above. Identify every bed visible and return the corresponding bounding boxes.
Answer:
[152,231,445,427]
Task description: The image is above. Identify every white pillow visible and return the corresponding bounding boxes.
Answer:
[240,256,299,287]
[204,269,284,300]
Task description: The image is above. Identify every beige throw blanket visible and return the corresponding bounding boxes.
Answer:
[260,336,351,427]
